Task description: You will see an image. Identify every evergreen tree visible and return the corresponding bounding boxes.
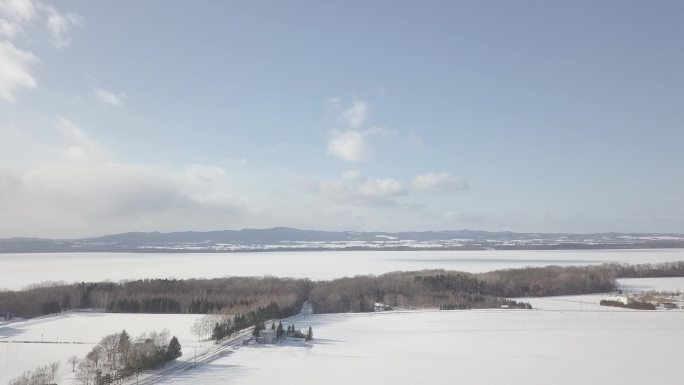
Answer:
[118,329,131,368]
[252,322,264,337]
[305,326,313,341]
[276,321,284,340]
[166,336,182,361]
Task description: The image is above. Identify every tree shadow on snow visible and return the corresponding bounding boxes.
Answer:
[0,326,25,339]
[180,362,254,383]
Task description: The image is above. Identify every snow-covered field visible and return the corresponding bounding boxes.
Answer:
[617,277,684,293]
[3,286,684,384]
[3,248,684,290]
[153,309,684,385]
[0,313,206,385]
[515,278,684,311]
[3,250,684,384]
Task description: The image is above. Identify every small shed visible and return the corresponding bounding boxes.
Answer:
[256,329,276,344]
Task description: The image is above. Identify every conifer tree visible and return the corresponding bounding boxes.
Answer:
[276,321,284,340]
[305,326,313,341]
[252,322,264,337]
[119,330,131,367]
[166,336,182,361]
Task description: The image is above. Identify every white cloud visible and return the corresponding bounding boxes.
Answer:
[338,100,368,129]
[411,172,469,193]
[0,160,247,237]
[0,18,19,37]
[0,1,84,101]
[0,40,37,101]
[0,1,83,46]
[0,143,254,238]
[325,98,394,163]
[0,0,36,21]
[55,118,98,147]
[93,87,126,106]
[326,130,372,163]
[45,7,84,48]
[326,126,391,163]
[0,121,306,237]
[296,170,406,207]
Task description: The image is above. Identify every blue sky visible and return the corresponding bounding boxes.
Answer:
[1,1,683,237]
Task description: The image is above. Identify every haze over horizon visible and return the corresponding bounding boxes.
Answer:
[2,1,683,238]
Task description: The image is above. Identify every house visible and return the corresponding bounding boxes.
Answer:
[256,329,276,344]
[374,302,392,312]
[132,339,157,357]
[616,295,630,305]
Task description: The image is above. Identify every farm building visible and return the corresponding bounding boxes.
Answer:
[256,329,276,344]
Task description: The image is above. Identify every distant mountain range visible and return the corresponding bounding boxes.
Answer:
[1,227,684,253]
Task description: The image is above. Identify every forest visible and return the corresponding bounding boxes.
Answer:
[308,265,616,312]
[0,277,311,319]
[2,262,684,319]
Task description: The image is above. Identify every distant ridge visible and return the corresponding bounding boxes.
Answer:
[1,227,684,253]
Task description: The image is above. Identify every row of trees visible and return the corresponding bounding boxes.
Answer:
[603,261,684,278]
[7,330,181,385]
[309,265,619,313]
[8,362,59,385]
[599,299,656,310]
[211,301,303,341]
[0,277,311,319]
[6,262,683,320]
[282,323,313,340]
[74,329,181,385]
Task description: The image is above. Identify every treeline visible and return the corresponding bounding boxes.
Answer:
[599,300,656,310]
[309,266,617,313]
[0,277,311,319]
[603,261,684,278]
[308,271,512,313]
[439,299,532,310]
[5,262,684,319]
[211,301,302,341]
[477,265,617,297]
[75,329,181,385]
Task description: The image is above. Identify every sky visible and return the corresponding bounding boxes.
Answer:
[1,0,683,238]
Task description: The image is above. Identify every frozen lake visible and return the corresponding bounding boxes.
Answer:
[2,249,684,290]
[156,309,684,385]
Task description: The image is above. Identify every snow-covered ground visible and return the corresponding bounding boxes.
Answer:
[3,248,684,290]
[152,309,684,385]
[511,277,684,311]
[0,313,207,385]
[617,277,684,293]
[512,293,627,311]
[3,290,684,384]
